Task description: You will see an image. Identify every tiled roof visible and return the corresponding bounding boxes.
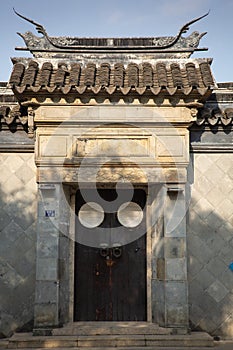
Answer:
[9,59,215,96]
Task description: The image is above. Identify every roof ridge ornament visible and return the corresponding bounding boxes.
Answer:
[13,8,48,37]
[13,8,210,59]
[14,8,209,50]
[153,11,209,49]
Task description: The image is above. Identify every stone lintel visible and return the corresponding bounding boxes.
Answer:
[34,105,195,124]
[36,166,187,185]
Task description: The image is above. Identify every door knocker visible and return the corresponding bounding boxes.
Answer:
[113,246,122,258]
[99,244,122,259]
[99,247,109,258]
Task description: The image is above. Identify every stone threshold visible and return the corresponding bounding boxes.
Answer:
[52,321,172,336]
[0,328,214,348]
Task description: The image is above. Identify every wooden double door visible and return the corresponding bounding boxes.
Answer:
[74,188,147,321]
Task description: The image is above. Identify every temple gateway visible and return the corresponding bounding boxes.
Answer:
[0,10,233,347]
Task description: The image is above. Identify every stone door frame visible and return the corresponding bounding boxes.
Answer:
[34,180,189,333]
[33,104,192,333]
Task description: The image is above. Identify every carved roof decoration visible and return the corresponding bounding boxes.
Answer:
[14,9,209,59]
[0,104,29,126]
[0,104,25,124]
[196,106,233,126]
[0,102,36,138]
[9,59,216,98]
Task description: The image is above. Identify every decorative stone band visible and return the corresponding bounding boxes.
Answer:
[9,59,216,97]
[196,106,233,126]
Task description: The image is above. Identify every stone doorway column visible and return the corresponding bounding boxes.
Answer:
[34,183,72,334]
[152,184,189,332]
[34,184,60,331]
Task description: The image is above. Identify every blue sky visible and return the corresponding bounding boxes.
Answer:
[0,0,232,83]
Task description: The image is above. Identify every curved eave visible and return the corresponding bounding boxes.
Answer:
[11,84,213,97]
[8,58,217,103]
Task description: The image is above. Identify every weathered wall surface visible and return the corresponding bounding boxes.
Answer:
[0,153,37,337]
[188,153,233,338]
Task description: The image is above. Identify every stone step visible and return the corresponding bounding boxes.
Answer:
[0,340,8,349]
[0,344,218,350]
[0,331,214,348]
[0,348,218,350]
[52,321,172,336]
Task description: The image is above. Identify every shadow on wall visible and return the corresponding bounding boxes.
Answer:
[0,153,37,338]
[187,153,233,339]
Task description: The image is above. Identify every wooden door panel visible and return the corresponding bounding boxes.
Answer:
[74,188,147,321]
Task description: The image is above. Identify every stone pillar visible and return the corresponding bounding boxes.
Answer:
[58,185,73,325]
[164,186,189,330]
[153,185,189,332]
[34,183,61,334]
[151,185,166,325]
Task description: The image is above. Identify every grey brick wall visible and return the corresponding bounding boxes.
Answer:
[188,153,233,339]
[0,153,37,337]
